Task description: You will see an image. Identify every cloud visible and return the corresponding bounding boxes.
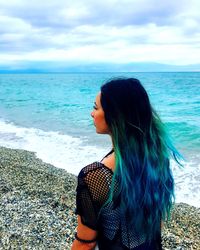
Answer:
[0,0,190,28]
[0,0,199,67]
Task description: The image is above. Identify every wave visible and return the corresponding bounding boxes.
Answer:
[171,159,200,208]
[0,119,108,175]
[0,119,199,207]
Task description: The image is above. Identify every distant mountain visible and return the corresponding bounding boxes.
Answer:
[0,62,199,73]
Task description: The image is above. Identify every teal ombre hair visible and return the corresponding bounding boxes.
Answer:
[100,78,181,240]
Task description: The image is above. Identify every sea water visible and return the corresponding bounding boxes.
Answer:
[0,72,199,207]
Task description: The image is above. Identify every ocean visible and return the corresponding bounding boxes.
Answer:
[0,72,199,207]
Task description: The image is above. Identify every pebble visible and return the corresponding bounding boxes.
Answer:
[0,146,199,250]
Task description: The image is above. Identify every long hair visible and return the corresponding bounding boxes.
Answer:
[100,78,181,239]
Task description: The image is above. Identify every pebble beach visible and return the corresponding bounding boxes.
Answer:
[0,146,199,250]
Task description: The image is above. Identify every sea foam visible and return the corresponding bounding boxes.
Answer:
[0,119,108,175]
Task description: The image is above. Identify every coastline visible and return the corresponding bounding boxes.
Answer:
[0,146,199,249]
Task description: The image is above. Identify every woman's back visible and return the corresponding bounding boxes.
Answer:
[76,160,162,250]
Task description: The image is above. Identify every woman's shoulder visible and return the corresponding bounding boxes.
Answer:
[78,149,114,178]
[79,162,101,175]
[77,162,113,204]
[78,161,113,185]
[79,161,109,176]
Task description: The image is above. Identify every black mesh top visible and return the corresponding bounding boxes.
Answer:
[75,155,162,250]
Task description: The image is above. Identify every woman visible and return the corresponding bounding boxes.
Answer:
[71,78,181,250]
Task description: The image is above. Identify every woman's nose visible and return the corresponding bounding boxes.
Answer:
[91,111,94,118]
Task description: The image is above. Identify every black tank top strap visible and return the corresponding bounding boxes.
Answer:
[100,148,114,162]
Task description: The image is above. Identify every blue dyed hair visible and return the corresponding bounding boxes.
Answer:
[100,78,181,239]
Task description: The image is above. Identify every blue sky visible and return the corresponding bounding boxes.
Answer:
[0,0,199,70]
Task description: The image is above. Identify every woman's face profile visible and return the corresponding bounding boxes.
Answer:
[91,92,109,134]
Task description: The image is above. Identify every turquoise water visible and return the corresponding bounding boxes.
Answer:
[0,72,199,206]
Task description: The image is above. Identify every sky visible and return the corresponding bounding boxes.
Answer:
[0,0,200,70]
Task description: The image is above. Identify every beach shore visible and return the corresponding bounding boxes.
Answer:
[0,146,199,250]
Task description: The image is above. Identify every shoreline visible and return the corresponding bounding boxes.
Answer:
[0,146,199,249]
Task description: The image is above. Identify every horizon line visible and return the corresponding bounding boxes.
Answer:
[0,70,200,74]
